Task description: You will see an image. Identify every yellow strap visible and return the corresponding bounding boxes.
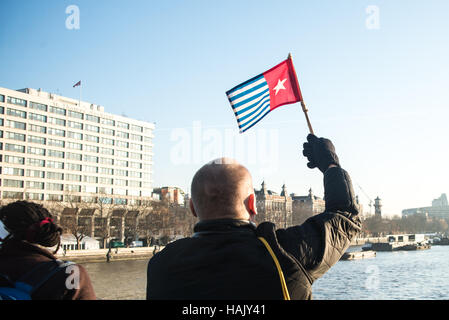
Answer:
[258,237,291,300]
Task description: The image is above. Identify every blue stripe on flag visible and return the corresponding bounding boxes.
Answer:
[239,108,272,133]
[237,98,270,122]
[228,81,268,102]
[231,88,269,109]
[234,91,270,116]
[239,103,271,129]
[226,74,265,96]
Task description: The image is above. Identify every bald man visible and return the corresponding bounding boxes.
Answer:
[146,134,362,300]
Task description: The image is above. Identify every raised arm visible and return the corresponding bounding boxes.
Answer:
[276,134,362,282]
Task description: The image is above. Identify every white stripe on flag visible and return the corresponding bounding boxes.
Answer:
[230,84,269,105]
[235,95,270,120]
[232,90,270,114]
[239,103,270,128]
[240,105,271,132]
[226,77,266,99]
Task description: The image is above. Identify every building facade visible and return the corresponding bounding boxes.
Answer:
[402,193,449,219]
[0,87,155,206]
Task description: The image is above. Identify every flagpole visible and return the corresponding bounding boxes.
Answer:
[288,53,314,135]
[79,81,81,107]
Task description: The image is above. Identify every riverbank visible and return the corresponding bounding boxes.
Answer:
[55,246,164,263]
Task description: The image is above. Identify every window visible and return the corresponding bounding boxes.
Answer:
[117,121,129,129]
[7,108,26,118]
[3,191,23,199]
[67,142,83,150]
[67,131,82,140]
[84,134,99,143]
[85,114,99,123]
[5,155,25,164]
[27,158,45,167]
[6,131,26,141]
[128,171,141,179]
[27,146,46,156]
[47,172,64,180]
[65,184,81,192]
[85,124,99,133]
[6,120,26,130]
[66,152,82,161]
[68,110,83,119]
[113,188,127,196]
[129,152,142,160]
[2,167,24,176]
[46,194,63,201]
[0,118,3,126]
[67,163,82,171]
[47,138,65,148]
[5,143,25,153]
[114,179,127,186]
[98,187,112,194]
[116,141,128,148]
[46,160,64,169]
[26,193,44,201]
[0,94,4,102]
[48,117,66,126]
[99,157,113,165]
[115,169,128,176]
[49,106,66,116]
[100,127,114,135]
[101,137,114,145]
[46,183,64,191]
[47,149,64,158]
[116,131,129,139]
[130,124,143,132]
[99,177,113,185]
[116,150,128,158]
[83,165,98,173]
[83,176,97,183]
[99,147,113,155]
[115,159,128,167]
[29,124,46,134]
[83,155,98,163]
[7,96,27,107]
[128,189,140,196]
[129,161,142,169]
[66,173,82,182]
[130,134,142,141]
[83,186,97,193]
[29,113,47,122]
[26,181,45,190]
[99,167,113,175]
[101,118,115,126]
[84,145,98,153]
[0,106,3,114]
[28,135,46,145]
[4,179,24,188]
[143,136,152,143]
[67,121,83,130]
[26,169,45,178]
[47,127,65,137]
[129,143,142,151]
[29,101,47,112]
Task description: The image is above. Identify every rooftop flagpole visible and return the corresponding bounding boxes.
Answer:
[288,53,314,135]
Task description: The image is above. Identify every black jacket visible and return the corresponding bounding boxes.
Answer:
[146,167,362,300]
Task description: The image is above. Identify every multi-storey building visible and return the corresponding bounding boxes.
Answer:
[0,87,155,206]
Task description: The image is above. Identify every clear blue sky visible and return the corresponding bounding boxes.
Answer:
[1,0,448,217]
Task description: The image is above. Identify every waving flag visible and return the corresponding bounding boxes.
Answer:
[226,55,303,133]
[73,80,81,88]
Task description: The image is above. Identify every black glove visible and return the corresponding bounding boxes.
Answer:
[302,134,340,173]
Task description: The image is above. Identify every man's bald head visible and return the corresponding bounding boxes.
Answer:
[190,158,255,220]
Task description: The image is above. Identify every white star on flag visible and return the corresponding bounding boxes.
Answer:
[273,78,287,95]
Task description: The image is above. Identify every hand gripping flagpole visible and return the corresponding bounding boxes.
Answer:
[288,53,314,135]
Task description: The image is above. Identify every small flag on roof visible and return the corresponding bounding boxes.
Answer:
[226,54,304,133]
[73,80,81,88]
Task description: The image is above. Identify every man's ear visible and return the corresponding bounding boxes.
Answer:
[246,193,257,216]
[189,199,197,218]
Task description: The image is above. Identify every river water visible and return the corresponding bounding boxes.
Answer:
[82,245,449,300]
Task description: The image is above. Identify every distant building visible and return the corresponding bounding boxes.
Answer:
[290,188,325,225]
[152,186,186,206]
[402,193,449,219]
[254,181,292,228]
